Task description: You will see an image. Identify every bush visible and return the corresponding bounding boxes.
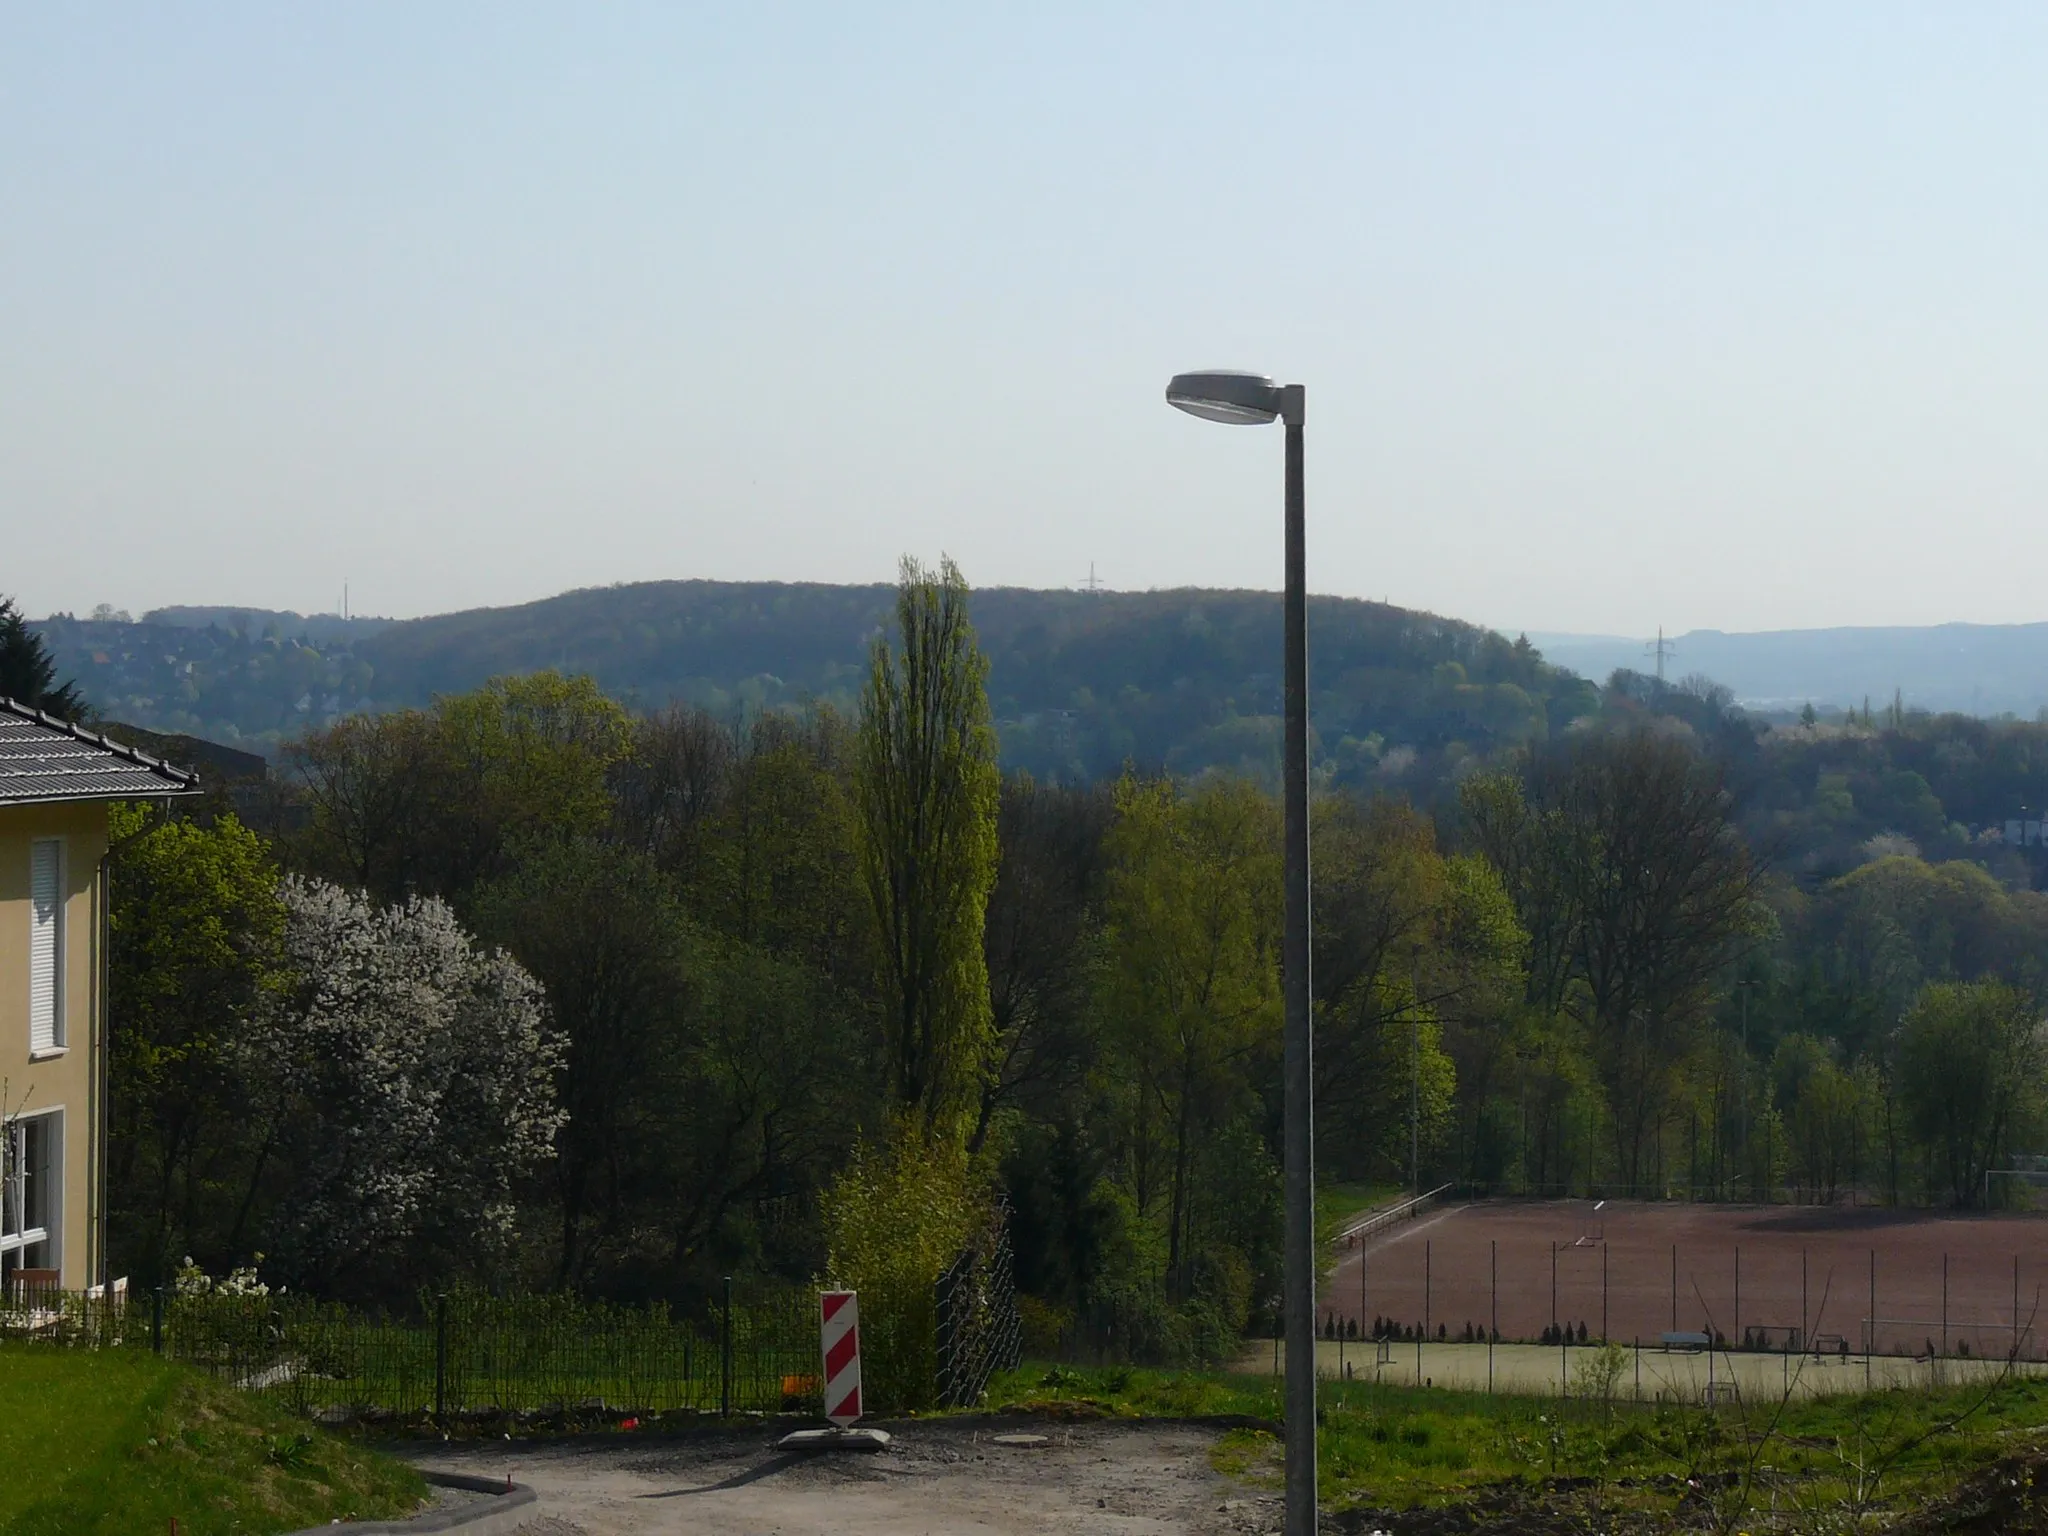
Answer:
[820,1121,984,1411]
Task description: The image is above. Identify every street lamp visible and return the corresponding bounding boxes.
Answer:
[1165,369,1314,1536]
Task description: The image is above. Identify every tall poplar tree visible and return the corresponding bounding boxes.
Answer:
[855,556,1000,1143]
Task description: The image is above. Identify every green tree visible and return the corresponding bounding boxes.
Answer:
[1897,981,2047,1206]
[975,775,1113,1153]
[1465,730,1764,1191]
[853,557,1000,1143]
[1313,797,1521,1187]
[476,837,855,1292]
[286,671,635,906]
[1099,774,1280,1302]
[0,597,84,718]
[106,804,286,1284]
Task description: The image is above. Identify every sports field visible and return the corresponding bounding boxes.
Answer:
[1320,1199,2048,1362]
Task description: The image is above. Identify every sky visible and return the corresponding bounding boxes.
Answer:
[8,4,2048,636]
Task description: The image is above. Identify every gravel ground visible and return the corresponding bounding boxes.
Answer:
[407,1418,1271,1536]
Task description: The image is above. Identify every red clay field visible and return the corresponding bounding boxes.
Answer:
[1324,1199,2048,1360]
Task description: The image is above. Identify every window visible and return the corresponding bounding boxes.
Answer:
[0,1112,59,1280]
[29,839,63,1053]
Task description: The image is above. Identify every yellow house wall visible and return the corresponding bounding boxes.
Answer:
[0,800,109,1290]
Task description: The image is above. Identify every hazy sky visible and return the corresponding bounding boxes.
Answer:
[9,5,2048,636]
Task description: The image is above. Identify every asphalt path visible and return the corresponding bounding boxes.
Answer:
[408,1417,1272,1536]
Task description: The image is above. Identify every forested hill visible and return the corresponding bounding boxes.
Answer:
[38,581,1597,782]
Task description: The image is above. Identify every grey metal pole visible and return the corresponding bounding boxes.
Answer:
[1278,384,1316,1536]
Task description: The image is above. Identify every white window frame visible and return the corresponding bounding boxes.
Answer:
[0,1109,62,1275]
[29,838,65,1055]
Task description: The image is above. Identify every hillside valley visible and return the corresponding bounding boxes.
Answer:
[37,581,1591,791]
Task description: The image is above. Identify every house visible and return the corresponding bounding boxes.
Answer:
[0,698,198,1292]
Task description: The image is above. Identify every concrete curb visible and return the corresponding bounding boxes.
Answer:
[281,1471,538,1535]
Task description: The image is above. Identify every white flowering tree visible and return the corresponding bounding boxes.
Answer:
[252,877,564,1294]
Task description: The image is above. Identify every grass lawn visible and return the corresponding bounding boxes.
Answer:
[1314,1181,1402,1249]
[0,1344,426,1536]
[985,1359,2048,1525]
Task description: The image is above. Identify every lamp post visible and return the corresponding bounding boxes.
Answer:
[1165,370,1313,1536]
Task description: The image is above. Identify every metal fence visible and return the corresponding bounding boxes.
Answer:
[935,1206,1020,1407]
[0,1282,822,1421]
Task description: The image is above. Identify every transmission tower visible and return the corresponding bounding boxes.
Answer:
[1646,626,1676,683]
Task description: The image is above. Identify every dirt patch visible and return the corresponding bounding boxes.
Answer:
[408,1416,1270,1535]
[1895,1441,2048,1535]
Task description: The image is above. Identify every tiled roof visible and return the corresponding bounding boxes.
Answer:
[0,698,201,804]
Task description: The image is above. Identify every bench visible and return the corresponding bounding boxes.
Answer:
[1811,1333,1848,1359]
[1661,1331,1710,1351]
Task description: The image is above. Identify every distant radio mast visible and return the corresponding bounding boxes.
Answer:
[1646,626,1676,683]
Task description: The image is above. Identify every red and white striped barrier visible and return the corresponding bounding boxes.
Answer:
[820,1290,862,1426]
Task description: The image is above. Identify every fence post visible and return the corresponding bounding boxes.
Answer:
[151,1286,164,1356]
[1488,1239,1496,1394]
[720,1276,733,1418]
[434,1294,448,1427]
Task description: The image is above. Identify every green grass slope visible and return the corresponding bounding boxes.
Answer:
[0,1345,424,1536]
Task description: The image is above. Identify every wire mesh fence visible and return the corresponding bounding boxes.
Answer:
[0,1282,824,1420]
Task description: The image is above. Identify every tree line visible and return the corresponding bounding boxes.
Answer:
[61,573,2048,1366]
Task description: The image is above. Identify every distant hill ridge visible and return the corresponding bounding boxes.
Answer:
[1528,623,2048,718]
[39,579,1589,784]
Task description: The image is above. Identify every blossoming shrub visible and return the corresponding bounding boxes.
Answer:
[251,878,565,1297]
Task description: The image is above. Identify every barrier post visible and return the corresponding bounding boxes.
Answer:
[1867,1249,1875,1391]
[1942,1253,1949,1358]
[819,1290,863,1425]
[1601,1242,1609,1343]
[1489,1239,1496,1395]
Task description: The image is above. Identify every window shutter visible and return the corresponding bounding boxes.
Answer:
[29,840,61,1053]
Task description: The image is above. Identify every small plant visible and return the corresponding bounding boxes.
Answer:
[265,1432,316,1470]
[1570,1342,1628,1408]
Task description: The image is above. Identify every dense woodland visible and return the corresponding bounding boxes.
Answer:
[7,582,2048,1365]
[33,583,1589,778]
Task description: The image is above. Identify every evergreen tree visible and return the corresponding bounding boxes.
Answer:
[0,596,84,718]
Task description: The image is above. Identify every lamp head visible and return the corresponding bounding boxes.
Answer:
[1165,370,1283,425]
